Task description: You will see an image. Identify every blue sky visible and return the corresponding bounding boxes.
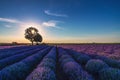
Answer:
[0,0,120,43]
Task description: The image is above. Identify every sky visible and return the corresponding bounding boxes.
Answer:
[0,0,120,43]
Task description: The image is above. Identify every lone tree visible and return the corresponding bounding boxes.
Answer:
[25,27,42,45]
[34,33,42,45]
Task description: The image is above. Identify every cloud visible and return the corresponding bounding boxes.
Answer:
[0,17,63,29]
[5,25,12,28]
[44,10,68,17]
[42,21,56,27]
[42,20,64,29]
[0,17,22,24]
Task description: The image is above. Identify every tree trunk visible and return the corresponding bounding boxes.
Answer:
[36,42,39,45]
[32,41,33,45]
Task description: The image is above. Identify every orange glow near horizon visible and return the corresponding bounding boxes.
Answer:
[0,22,120,43]
[0,22,48,43]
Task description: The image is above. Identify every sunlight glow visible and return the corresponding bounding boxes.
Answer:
[31,30,35,34]
[6,21,48,43]
[19,22,46,38]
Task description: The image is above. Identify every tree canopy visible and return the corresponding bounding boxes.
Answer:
[34,33,42,45]
[25,27,42,45]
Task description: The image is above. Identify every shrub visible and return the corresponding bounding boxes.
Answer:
[26,47,56,80]
[66,49,91,65]
[0,62,30,80]
[58,48,94,80]
[75,54,91,65]
[0,48,40,70]
[60,58,75,67]
[88,54,120,69]
[0,47,51,80]
[26,67,56,80]
[102,58,120,69]
[99,68,120,80]
[0,46,45,60]
[62,59,94,80]
[38,58,56,71]
[44,47,56,60]
[81,71,95,80]
[85,59,109,74]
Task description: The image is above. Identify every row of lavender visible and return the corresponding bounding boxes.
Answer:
[58,48,94,80]
[57,44,120,60]
[66,48,120,80]
[0,45,25,49]
[0,46,47,70]
[0,46,52,80]
[0,45,120,80]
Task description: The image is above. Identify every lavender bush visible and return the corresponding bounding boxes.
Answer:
[58,48,94,80]
[0,47,51,80]
[0,47,45,70]
[0,46,44,60]
[67,49,91,65]
[99,68,120,80]
[26,47,56,80]
[85,59,109,74]
[88,54,120,69]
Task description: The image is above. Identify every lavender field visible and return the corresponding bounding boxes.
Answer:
[0,0,120,80]
[58,44,120,61]
[0,44,120,80]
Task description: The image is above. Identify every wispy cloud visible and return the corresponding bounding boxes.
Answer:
[0,17,63,29]
[5,25,12,28]
[44,10,68,17]
[0,17,22,24]
[42,21,56,28]
[42,20,64,29]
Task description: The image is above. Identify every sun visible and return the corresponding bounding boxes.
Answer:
[31,29,35,34]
